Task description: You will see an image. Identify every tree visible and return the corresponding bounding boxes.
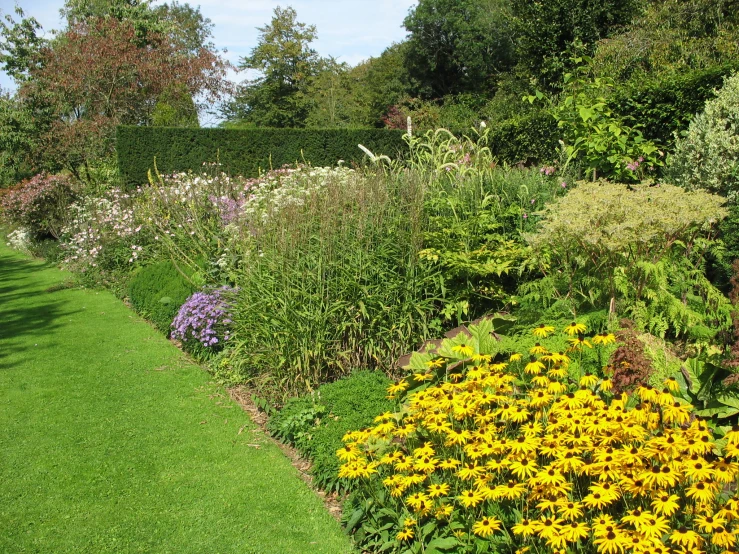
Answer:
[403,0,516,98]
[20,16,229,179]
[510,0,640,88]
[225,6,321,128]
[0,88,39,186]
[0,6,46,82]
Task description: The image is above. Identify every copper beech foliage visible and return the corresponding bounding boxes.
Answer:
[20,16,231,176]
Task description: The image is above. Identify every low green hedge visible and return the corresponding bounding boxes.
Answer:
[116,126,408,186]
[127,259,197,335]
[267,370,397,493]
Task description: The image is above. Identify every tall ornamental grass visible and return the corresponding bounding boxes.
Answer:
[225,168,445,397]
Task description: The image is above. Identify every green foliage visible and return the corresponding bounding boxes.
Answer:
[674,354,739,425]
[608,64,739,149]
[225,169,446,396]
[116,126,407,186]
[0,6,46,82]
[527,56,663,182]
[486,110,560,165]
[524,181,731,338]
[666,71,739,198]
[510,0,640,88]
[591,0,739,82]
[403,0,516,97]
[151,84,200,128]
[226,6,319,128]
[0,89,40,186]
[268,370,396,493]
[127,259,197,334]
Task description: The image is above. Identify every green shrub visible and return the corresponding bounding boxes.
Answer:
[610,64,739,149]
[116,126,407,186]
[666,70,739,198]
[267,370,396,493]
[523,181,731,338]
[127,259,198,334]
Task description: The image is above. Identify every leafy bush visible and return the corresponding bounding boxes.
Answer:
[127,259,198,334]
[666,71,739,199]
[340,319,738,553]
[527,58,663,182]
[523,181,731,338]
[0,173,78,239]
[171,286,236,356]
[268,370,396,493]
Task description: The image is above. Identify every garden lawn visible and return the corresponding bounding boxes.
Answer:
[0,242,352,554]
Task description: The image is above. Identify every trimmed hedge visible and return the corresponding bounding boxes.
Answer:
[611,64,739,148]
[116,126,407,186]
[487,110,560,164]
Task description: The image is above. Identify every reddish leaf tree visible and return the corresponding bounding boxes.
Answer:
[21,17,230,179]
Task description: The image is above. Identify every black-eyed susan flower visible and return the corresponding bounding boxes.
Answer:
[512,518,536,537]
[592,332,616,345]
[533,324,555,338]
[396,527,414,541]
[670,527,702,549]
[452,343,474,357]
[472,516,501,538]
[593,529,628,554]
[530,343,548,355]
[580,372,599,387]
[509,352,523,362]
[524,357,545,375]
[562,521,589,542]
[427,482,449,498]
[387,379,409,396]
[650,492,679,516]
[556,499,583,520]
[564,321,587,336]
[457,488,484,508]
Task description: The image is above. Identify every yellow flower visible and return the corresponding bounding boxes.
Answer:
[509,353,523,362]
[452,343,474,357]
[512,518,536,537]
[670,527,702,549]
[663,376,680,392]
[397,528,414,541]
[472,516,502,538]
[406,492,430,511]
[387,379,409,396]
[556,500,583,521]
[651,493,680,517]
[530,343,548,355]
[592,332,616,345]
[593,529,627,554]
[524,358,546,375]
[564,321,587,336]
[580,373,599,387]
[427,482,450,498]
[458,488,485,508]
[533,324,555,338]
[413,371,435,382]
[425,357,445,369]
[562,521,589,542]
[434,503,453,520]
[336,444,362,462]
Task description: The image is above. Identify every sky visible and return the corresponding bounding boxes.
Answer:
[0,0,417,123]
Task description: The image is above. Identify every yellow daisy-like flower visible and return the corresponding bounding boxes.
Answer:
[592,332,616,345]
[387,379,409,396]
[525,358,546,375]
[425,357,445,369]
[405,491,430,511]
[472,516,502,538]
[530,343,548,355]
[512,518,536,537]
[397,528,414,541]
[428,482,450,498]
[580,373,599,387]
[413,372,434,382]
[651,492,680,517]
[452,343,474,357]
[533,324,556,338]
[509,352,523,362]
[564,321,587,336]
[458,488,485,508]
[434,503,453,520]
[663,376,680,392]
[670,527,702,549]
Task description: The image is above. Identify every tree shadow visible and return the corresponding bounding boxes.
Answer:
[0,252,82,369]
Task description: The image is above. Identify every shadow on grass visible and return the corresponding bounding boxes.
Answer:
[0,251,81,369]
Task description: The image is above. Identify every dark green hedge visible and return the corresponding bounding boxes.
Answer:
[117,126,407,186]
[611,64,739,148]
[487,110,560,164]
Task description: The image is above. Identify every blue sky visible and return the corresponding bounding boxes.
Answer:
[0,0,417,95]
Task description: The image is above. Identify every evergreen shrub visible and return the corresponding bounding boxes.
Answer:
[127,259,198,334]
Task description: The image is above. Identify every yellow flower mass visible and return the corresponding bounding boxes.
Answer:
[338,322,738,553]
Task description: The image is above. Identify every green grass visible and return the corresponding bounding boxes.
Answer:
[0,242,352,554]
